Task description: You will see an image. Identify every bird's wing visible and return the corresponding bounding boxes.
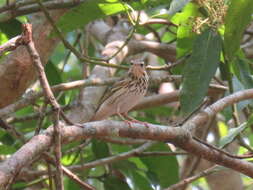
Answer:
[95,77,130,110]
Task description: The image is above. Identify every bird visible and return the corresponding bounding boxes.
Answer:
[91,60,149,126]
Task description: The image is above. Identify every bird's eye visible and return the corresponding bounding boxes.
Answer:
[140,63,144,67]
[130,61,134,65]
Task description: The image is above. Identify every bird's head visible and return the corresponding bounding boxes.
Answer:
[128,60,147,79]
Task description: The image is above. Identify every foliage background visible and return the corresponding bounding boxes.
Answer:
[0,0,253,189]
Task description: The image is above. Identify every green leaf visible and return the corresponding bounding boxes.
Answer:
[0,144,16,155]
[45,61,65,104]
[64,177,81,189]
[180,29,222,115]
[232,77,252,110]
[143,106,174,117]
[232,57,253,89]
[57,0,127,33]
[45,61,62,86]
[219,114,253,148]
[131,171,154,190]
[0,19,22,38]
[224,0,253,60]
[140,143,179,187]
[12,182,27,189]
[172,2,199,57]
[168,0,190,16]
[112,160,153,190]
[219,123,247,148]
[92,139,110,159]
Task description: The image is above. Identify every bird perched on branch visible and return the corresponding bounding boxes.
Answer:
[91,60,149,125]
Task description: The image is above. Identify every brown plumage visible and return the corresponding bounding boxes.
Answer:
[91,60,149,122]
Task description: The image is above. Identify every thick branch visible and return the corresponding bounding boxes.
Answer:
[0,120,253,188]
[0,0,84,22]
[0,75,226,118]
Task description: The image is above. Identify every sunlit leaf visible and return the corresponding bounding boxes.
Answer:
[173,3,198,58]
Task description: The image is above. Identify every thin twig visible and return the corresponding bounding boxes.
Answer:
[166,165,220,190]
[0,75,183,118]
[140,18,177,27]
[105,10,140,61]
[28,142,156,178]
[45,160,54,190]
[24,23,64,190]
[36,0,127,69]
[43,153,95,190]
[62,166,95,190]
[34,102,48,135]
[1,76,227,123]
[0,0,85,22]
[0,35,21,56]
[0,119,26,143]
[135,151,188,156]
[0,24,33,56]
[7,104,72,124]
[64,139,91,155]
[193,136,253,159]
[61,32,82,72]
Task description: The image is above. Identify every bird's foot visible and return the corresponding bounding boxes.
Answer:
[123,120,134,128]
[128,119,149,128]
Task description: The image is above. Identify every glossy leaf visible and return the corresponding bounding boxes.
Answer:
[140,143,179,187]
[180,29,222,115]
[131,171,154,190]
[224,0,253,60]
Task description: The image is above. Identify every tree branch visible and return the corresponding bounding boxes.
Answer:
[0,0,84,22]
[1,115,253,187]
[24,23,64,190]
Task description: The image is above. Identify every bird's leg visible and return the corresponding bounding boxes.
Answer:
[116,106,134,128]
[122,113,149,128]
[117,112,133,128]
